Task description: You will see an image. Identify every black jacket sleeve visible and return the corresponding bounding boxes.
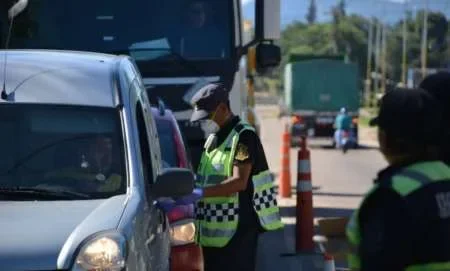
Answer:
[359,187,413,271]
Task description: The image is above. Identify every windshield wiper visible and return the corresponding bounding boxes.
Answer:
[153,50,205,75]
[0,186,91,199]
[108,48,204,75]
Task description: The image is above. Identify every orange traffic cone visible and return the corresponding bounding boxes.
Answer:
[279,123,291,198]
[296,136,314,252]
[323,253,336,271]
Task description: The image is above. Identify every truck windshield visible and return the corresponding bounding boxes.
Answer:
[0,0,232,61]
[0,104,127,200]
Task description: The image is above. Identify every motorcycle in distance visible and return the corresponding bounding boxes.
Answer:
[340,126,357,154]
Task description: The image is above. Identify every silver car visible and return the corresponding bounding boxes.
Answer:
[0,49,194,271]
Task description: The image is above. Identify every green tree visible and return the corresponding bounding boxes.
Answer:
[306,0,317,25]
[385,10,449,82]
[337,0,346,17]
[270,6,450,97]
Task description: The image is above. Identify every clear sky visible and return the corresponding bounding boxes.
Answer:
[242,0,450,27]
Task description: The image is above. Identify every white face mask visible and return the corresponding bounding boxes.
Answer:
[201,119,220,134]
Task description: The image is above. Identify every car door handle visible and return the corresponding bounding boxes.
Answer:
[145,233,156,247]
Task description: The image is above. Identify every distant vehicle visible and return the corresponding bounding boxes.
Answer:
[0,50,194,271]
[283,54,360,147]
[151,102,203,271]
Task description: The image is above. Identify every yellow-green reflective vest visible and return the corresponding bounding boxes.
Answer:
[346,161,450,271]
[195,121,283,247]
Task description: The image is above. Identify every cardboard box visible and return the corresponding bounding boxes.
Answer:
[317,217,350,237]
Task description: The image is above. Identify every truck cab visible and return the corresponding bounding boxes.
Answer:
[1,0,282,169]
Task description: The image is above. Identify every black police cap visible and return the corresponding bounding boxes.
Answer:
[190,83,229,122]
[370,87,444,144]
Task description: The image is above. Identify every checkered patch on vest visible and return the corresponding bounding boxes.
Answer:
[254,187,278,212]
[195,202,239,222]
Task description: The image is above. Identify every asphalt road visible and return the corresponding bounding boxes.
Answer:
[255,105,387,270]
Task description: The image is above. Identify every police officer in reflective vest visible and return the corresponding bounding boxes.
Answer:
[346,87,450,270]
[176,83,283,271]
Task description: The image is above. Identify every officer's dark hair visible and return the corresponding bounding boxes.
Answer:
[383,134,441,161]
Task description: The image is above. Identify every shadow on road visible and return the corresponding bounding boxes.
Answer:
[357,144,379,150]
[279,206,355,220]
[257,224,325,271]
[307,144,378,150]
[273,185,322,195]
[278,206,355,270]
[313,192,365,197]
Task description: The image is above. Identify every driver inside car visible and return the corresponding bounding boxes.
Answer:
[44,135,122,193]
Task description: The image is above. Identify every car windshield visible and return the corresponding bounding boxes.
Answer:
[1,0,232,61]
[154,118,179,168]
[0,104,126,199]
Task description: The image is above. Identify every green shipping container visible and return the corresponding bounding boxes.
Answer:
[284,59,360,112]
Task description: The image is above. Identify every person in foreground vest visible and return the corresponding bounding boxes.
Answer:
[175,83,283,271]
[346,87,450,271]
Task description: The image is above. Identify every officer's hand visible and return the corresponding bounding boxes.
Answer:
[155,197,177,213]
[175,188,204,205]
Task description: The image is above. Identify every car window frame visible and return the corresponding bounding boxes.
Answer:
[0,103,128,198]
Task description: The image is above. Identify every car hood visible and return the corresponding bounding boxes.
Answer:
[0,195,128,271]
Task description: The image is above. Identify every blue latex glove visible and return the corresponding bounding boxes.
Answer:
[155,198,177,213]
[175,188,204,205]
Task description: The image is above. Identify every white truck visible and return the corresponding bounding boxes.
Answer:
[2,0,281,168]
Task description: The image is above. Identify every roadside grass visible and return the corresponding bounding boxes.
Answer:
[359,107,378,127]
[359,114,371,127]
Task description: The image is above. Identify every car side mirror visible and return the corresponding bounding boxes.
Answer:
[256,43,281,74]
[150,168,194,198]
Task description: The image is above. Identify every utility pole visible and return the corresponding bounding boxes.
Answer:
[401,5,408,86]
[381,24,387,93]
[420,0,429,80]
[374,20,381,96]
[365,18,374,106]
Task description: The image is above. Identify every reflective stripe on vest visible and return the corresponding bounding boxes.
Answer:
[406,262,450,271]
[346,161,450,270]
[252,170,283,230]
[195,121,283,247]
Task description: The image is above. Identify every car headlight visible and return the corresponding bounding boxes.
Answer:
[170,219,196,246]
[72,231,126,271]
